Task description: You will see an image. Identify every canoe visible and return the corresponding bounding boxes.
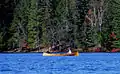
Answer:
[43,51,79,56]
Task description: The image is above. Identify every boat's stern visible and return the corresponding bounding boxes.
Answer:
[74,51,79,56]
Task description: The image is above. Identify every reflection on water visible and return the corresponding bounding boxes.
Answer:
[0,53,120,74]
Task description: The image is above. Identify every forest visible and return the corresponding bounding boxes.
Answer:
[0,0,120,52]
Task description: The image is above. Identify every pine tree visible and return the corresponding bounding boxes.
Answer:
[75,0,90,48]
[9,0,30,48]
[27,0,38,48]
[38,0,53,46]
[0,0,18,50]
[107,0,120,49]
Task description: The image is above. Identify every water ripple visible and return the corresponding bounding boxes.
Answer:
[0,53,120,74]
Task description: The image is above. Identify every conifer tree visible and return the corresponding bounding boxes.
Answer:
[38,0,53,45]
[106,0,120,49]
[27,0,38,48]
[75,0,90,48]
[9,0,30,48]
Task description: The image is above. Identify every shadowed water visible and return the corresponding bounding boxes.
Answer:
[0,53,120,74]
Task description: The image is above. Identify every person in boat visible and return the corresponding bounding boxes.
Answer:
[66,45,72,54]
[68,48,72,54]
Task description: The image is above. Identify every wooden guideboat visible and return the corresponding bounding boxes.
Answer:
[43,51,79,56]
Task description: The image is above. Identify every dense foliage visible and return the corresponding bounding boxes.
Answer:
[103,0,120,49]
[0,0,120,52]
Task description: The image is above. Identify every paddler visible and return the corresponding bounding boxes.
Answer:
[67,45,72,54]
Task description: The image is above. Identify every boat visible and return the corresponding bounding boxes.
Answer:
[43,51,79,56]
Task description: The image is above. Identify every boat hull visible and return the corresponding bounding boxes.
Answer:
[43,52,79,56]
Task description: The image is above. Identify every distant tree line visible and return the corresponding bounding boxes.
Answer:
[0,0,120,52]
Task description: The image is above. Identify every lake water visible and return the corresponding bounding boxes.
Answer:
[0,53,120,74]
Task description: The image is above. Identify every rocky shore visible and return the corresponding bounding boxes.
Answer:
[1,47,120,53]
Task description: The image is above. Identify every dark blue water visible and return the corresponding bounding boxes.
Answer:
[0,53,120,74]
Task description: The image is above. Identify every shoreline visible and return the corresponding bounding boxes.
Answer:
[1,47,120,53]
[1,50,120,53]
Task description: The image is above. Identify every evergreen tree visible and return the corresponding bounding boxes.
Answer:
[9,0,30,48]
[106,0,120,49]
[0,0,17,50]
[27,0,38,48]
[75,0,90,48]
[38,0,53,45]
